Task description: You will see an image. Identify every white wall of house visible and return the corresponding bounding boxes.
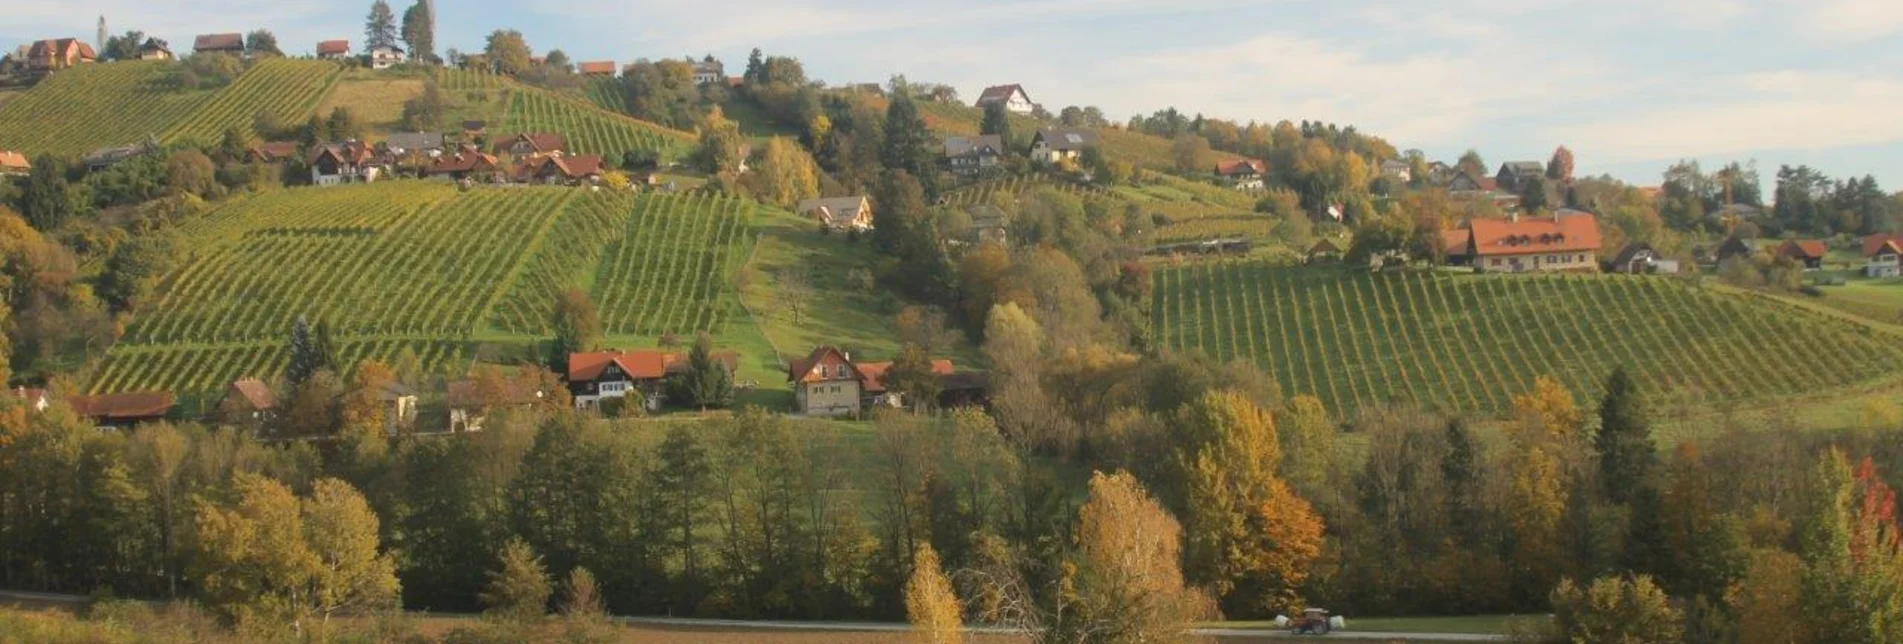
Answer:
[1476,251,1598,273]
[1869,253,1902,278]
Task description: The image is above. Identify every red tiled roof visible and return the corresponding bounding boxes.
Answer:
[1477,177,1499,192]
[788,346,861,384]
[309,142,379,165]
[1467,215,1602,257]
[28,38,97,62]
[570,350,672,381]
[1216,159,1267,176]
[427,151,500,174]
[499,133,567,154]
[229,378,275,410]
[0,151,29,171]
[1862,234,1903,258]
[316,40,350,56]
[577,60,616,75]
[67,391,175,421]
[1441,228,1472,255]
[1777,239,1828,260]
[856,359,954,394]
[194,33,244,52]
[247,141,299,162]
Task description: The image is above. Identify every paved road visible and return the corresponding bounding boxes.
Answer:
[3,589,1503,641]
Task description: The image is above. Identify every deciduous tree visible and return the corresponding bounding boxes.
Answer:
[245,29,282,57]
[481,537,551,623]
[1179,391,1323,616]
[753,136,820,207]
[483,30,532,76]
[545,289,600,374]
[905,544,963,644]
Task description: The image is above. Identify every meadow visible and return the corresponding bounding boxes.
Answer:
[1152,262,1903,417]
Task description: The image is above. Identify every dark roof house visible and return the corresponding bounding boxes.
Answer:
[193,33,245,54]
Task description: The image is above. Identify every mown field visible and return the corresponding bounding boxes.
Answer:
[91,183,762,399]
[1153,262,1903,417]
[0,59,341,157]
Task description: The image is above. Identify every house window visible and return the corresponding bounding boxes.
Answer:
[1491,258,1502,267]
[601,381,626,395]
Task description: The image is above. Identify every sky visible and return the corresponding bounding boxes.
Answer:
[7,0,1902,187]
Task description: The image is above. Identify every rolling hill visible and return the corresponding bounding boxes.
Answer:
[89,182,768,401]
[1153,262,1903,417]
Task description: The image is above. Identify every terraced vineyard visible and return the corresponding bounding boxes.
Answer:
[584,77,633,115]
[0,59,340,157]
[93,183,759,396]
[500,86,690,159]
[1153,263,1903,417]
[938,177,1104,208]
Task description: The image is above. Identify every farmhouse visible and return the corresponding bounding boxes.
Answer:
[1447,171,1496,195]
[692,58,725,85]
[66,391,175,427]
[1714,237,1754,264]
[1609,242,1678,274]
[221,378,276,425]
[1440,228,1473,266]
[425,149,502,181]
[511,153,604,185]
[1863,234,1903,278]
[1216,159,1268,190]
[375,382,419,433]
[577,60,616,77]
[797,196,874,232]
[25,38,97,75]
[1775,239,1827,270]
[1464,214,1601,273]
[193,33,245,56]
[975,84,1036,114]
[567,349,739,412]
[786,346,966,415]
[369,44,406,69]
[83,143,152,171]
[244,141,300,164]
[496,133,567,156]
[382,132,446,157]
[855,358,955,410]
[315,39,351,59]
[944,135,1005,175]
[0,151,30,176]
[308,142,384,186]
[137,39,174,61]
[1496,161,1545,192]
[1030,127,1100,164]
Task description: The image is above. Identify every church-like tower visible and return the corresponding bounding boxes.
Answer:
[97,16,107,54]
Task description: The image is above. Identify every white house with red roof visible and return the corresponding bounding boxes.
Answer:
[567,349,738,411]
[975,84,1036,114]
[1463,213,1603,273]
[785,346,957,415]
[0,151,30,176]
[1863,234,1903,278]
[315,40,351,59]
[1216,159,1268,190]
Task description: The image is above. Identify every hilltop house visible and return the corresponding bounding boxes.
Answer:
[25,38,96,75]
[1463,214,1602,273]
[786,346,964,415]
[316,39,351,59]
[577,60,615,77]
[1496,161,1546,192]
[1216,159,1268,190]
[975,84,1035,114]
[1030,127,1100,164]
[797,196,874,232]
[1714,237,1754,264]
[67,391,175,428]
[1863,234,1903,278]
[425,148,502,182]
[512,153,604,185]
[369,44,406,69]
[1775,239,1828,270]
[1609,242,1678,274]
[1380,159,1412,183]
[193,33,245,56]
[496,133,567,157]
[308,142,384,186]
[137,39,174,61]
[0,151,30,176]
[692,58,725,85]
[944,135,1005,175]
[567,349,739,412]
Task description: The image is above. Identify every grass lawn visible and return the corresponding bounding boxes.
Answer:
[318,78,426,132]
[1813,276,1903,325]
[716,97,803,140]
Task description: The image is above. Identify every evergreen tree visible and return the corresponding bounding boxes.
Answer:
[744,48,764,84]
[980,101,1012,149]
[21,154,75,231]
[882,93,938,198]
[400,0,434,62]
[1596,366,1655,504]
[286,316,317,386]
[1441,417,1483,545]
[666,333,733,409]
[481,538,552,623]
[365,0,399,50]
[1519,177,1550,212]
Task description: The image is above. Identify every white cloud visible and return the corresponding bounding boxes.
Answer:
[1549,71,1903,163]
[1792,0,1903,42]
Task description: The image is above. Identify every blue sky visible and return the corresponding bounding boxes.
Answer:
[8,0,1902,187]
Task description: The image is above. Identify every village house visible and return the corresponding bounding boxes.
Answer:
[83,143,152,171]
[1609,242,1678,274]
[692,58,725,85]
[944,135,1005,175]
[1306,239,1342,264]
[1775,239,1828,270]
[1380,159,1412,183]
[786,346,969,415]
[193,33,245,56]
[511,153,604,185]
[369,44,406,69]
[221,378,277,425]
[496,132,567,157]
[308,141,384,186]
[243,141,300,164]
[1714,237,1754,264]
[566,349,739,412]
[1441,228,1473,266]
[1463,213,1602,273]
[382,132,446,158]
[0,151,30,176]
[577,60,616,77]
[1863,234,1903,278]
[424,148,502,182]
[376,382,419,433]
[445,379,546,433]
[797,196,874,232]
[315,39,351,60]
[1029,127,1100,164]
[67,391,176,428]
[974,84,1036,114]
[1216,159,1268,190]
[1496,161,1546,192]
[1447,170,1497,195]
[25,38,97,75]
[137,39,173,61]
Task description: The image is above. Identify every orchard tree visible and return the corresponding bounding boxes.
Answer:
[484,29,532,76]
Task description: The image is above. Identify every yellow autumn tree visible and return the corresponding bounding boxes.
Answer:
[754,136,820,207]
[1180,391,1325,617]
[1072,471,1207,640]
[1511,375,1582,443]
[1728,549,1810,644]
[904,544,963,644]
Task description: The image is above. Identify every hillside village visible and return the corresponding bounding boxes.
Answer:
[3,2,1903,642]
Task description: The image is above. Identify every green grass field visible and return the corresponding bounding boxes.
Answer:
[0,59,341,157]
[1813,277,1903,325]
[1153,263,1903,418]
[91,182,770,402]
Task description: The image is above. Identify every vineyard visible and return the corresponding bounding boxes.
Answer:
[93,183,760,396]
[938,177,1104,208]
[940,175,1274,243]
[584,77,633,116]
[499,84,691,159]
[1153,262,1903,417]
[0,59,340,157]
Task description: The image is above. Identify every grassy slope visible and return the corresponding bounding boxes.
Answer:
[1153,264,1903,419]
[93,183,777,403]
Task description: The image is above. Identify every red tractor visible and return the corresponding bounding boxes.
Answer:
[1289,608,1336,635]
